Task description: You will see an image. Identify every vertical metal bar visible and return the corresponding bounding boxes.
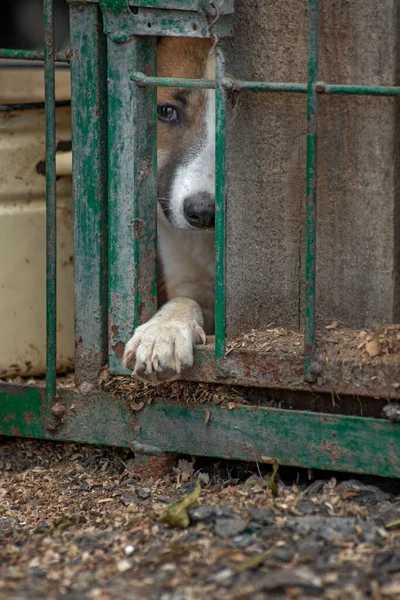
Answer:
[107,37,157,374]
[304,0,319,381]
[215,46,227,358]
[44,0,57,406]
[70,3,109,385]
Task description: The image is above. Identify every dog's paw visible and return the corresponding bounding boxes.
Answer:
[122,316,206,385]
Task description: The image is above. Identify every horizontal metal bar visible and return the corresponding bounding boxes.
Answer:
[0,48,69,62]
[315,81,400,96]
[133,72,214,88]
[133,72,400,96]
[224,78,308,93]
[1,383,400,478]
[133,72,307,91]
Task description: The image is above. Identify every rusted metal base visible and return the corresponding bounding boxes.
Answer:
[1,382,400,478]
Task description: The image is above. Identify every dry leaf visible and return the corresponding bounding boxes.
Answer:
[158,480,201,528]
[204,407,211,425]
[177,459,194,484]
[325,321,338,330]
[129,401,145,412]
[267,461,279,497]
[227,402,235,410]
[365,338,381,358]
[385,518,400,529]
[235,551,270,573]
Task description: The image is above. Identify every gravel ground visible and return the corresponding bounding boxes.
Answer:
[0,438,400,600]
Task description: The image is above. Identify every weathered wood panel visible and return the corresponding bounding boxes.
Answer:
[225,0,308,335]
[317,1,400,328]
[225,0,399,336]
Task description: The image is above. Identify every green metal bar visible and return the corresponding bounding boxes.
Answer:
[43,0,57,408]
[133,73,400,96]
[133,72,214,88]
[304,0,319,382]
[215,48,227,358]
[0,48,69,62]
[108,37,157,374]
[133,72,308,92]
[70,3,109,385]
[223,78,308,93]
[1,382,400,478]
[315,82,400,96]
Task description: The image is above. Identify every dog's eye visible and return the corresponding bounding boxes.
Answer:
[157,104,180,123]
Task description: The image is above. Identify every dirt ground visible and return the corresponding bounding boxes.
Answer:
[0,438,400,600]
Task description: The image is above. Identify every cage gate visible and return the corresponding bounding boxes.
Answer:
[0,0,400,478]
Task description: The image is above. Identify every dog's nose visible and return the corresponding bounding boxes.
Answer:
[183,193,215,229]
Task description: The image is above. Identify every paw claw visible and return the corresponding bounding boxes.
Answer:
[194,326,207,345]
[122,315,201,385]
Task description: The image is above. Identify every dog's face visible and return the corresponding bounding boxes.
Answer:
[157,37,215,232]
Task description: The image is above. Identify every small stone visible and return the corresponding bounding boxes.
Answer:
[232,534,254,548]
[373,548,400,574]
[28,566,45,578]
[160,594,185,600]
[189,505,236,523]
[34,521,50,534]
[247,507,275,525]
[124,545,135,557]
[116,559,132,573]
[258,567,323,592]
[360,522,378,543]
[336,480,392,505]
[0,518,15,539]
[297,500,329,515]
[121,493,138,506]
[211,568,234,583]
[296,539,321,558]
[136,487,151,500]
[214,517,248,538]
[285,516,358,542]
[272,547,294,563]
[179,482,196,496]
[371,503,400,527]
[383,404,400,422]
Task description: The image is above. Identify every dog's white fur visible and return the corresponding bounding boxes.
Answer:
[123,50,215,384]
[168,88,215,230]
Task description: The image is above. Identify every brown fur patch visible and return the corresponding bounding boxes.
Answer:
[157,37,212,156]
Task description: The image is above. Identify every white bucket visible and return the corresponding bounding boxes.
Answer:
[0,65,74,377]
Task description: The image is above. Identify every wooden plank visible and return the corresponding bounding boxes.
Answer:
[1,382,400,478]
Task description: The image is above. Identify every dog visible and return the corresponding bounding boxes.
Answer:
[122,37,216,384]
